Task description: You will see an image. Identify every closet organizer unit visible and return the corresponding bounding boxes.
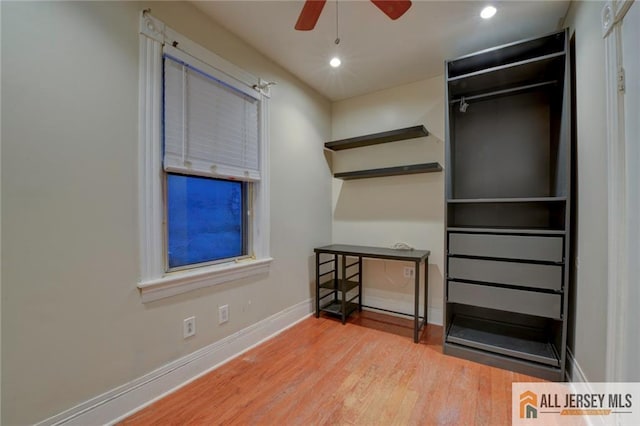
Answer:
[443,29,572,381]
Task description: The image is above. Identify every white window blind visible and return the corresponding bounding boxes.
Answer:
[163,48,260,181]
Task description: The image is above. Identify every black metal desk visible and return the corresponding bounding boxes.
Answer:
[314,244,430,343]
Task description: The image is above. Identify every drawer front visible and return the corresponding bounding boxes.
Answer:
[448,281,562,319]
[449,233,563,262]
[448,257,562,291]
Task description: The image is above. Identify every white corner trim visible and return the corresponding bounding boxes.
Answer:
[566,347,589,383]
[566,351,603,426]
[138,258,273,303]
[36,299,313,426]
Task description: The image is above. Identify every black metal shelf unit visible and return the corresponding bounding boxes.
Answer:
[443,29,572,381]
[315,253,362,324]
[325,125,442,179]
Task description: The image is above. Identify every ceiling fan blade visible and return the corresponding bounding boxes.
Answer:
[295,0,327,31]
[370,0,412,20]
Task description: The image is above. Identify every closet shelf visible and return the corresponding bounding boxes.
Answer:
[447,31,566,78]
[334,162,442,180]
[448,52,565,98]
[447,196,566,203]
[449,80,558,105]
[446,315,560,367]
[325,125,428,151]
[447,226,566,235]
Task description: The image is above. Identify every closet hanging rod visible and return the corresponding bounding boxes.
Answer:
[450,80,558,104]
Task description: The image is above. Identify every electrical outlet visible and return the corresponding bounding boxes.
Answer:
[183,316,196,339]
[219,305,229,324]
[403,266,415,279]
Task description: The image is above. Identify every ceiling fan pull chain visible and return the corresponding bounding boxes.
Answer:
[335,0,340,44]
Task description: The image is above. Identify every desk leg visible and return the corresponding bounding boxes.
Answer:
[424,257,429,332]
[315,252,320,318]
[341,254,347,324]
[358,256,363,311]
[333,254,339,304]
[414,260,420,343]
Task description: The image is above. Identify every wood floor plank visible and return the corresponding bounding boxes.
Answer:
[120,311,547,426]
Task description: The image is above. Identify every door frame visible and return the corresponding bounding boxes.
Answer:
[601,0,636,381]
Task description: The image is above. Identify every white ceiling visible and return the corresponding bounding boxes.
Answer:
[192,1,571,101]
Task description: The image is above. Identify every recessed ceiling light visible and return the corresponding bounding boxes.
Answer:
[329,57,341,68]
[480,5,497,19]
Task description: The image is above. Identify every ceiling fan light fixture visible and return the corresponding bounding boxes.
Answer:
[480,5,497,19]
[295,0,412,31]
[329,57,342,68]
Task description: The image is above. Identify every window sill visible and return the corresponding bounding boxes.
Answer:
[138,257,273,303]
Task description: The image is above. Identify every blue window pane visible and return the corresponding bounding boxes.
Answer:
[167,173,245,269]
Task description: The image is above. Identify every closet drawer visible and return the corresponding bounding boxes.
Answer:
[448,233,563,262]
[448,257,562,291]
[448,281,562,319]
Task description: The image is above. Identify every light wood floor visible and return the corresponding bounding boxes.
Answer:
[120,311,544,425]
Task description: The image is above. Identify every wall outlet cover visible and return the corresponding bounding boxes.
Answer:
[403,266,415,278]
[183,316,196,338]
[219,305,229,324]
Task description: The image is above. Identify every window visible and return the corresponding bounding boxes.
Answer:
[166,173,247,270]
[138,13,271,302]
[162,50,259,271]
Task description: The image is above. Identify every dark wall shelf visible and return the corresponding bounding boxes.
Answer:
[334,162,442,180]
[325,125,428,151]
[325,125,437,180]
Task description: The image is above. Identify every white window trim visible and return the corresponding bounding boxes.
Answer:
[137,11,271,303]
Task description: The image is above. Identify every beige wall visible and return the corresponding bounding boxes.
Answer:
[331,77,445,322]
[0,2,331,424]
[564,0,609,381]
[0,1,616,423]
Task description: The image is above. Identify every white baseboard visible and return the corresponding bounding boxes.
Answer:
[38,292,441,426]
[362,289,443,326]
[566,347,589,383]
[37,299,313,426]
[566,349,602,426]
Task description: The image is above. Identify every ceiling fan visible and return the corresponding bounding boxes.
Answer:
[295,0,412,31]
